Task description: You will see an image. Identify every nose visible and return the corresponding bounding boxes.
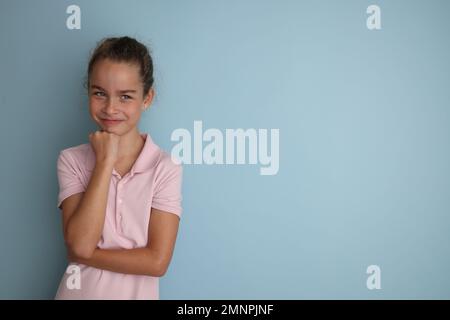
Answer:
[103,98,119,115]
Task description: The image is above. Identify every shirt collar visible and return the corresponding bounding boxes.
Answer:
[85,132,161,175]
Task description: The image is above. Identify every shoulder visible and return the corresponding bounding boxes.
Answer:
[58,143,91,169]
[153,149,183,182]
[158,149,182,169]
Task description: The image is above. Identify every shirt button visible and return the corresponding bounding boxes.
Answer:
[118,199,122,204]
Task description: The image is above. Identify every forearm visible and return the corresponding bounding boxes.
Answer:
[66,160,114,256]
[71,247,164,277]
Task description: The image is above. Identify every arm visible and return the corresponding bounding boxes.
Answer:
[63,160,114,259]
[70,207,180,277]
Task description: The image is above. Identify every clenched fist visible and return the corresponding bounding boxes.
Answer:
[89,130,121,165]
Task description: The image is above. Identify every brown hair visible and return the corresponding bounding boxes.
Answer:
[83,36,154,100]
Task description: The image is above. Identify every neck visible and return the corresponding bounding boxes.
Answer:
[116,128,145,160]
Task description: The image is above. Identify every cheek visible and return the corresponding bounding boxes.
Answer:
[88,105,103,119]
[88,104,99,114]
[88,98,98,109]
[125,105,142,117]
[132,109,143,120]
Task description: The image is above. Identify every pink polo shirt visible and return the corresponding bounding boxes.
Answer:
[54,132,183,300]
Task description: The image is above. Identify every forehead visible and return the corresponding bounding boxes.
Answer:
[90,59,141,90]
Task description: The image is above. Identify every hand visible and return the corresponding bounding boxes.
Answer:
[88,130,121,165]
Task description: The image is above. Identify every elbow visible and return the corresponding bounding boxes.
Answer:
[66,241,95,260]
[148,254,169,277]
[65,234,95,260]
[64,226,96,260]
[156,264,168,277]
[72,245,95,260]
[156,256,173,277]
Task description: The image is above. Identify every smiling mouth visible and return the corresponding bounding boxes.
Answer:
[101,119,123,125]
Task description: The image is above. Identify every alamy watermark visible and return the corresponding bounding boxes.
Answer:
[170,121,280,176]
[366,265,381,290]
[65,265,81,290]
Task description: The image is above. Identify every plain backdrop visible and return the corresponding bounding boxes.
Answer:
[0,0,449,299]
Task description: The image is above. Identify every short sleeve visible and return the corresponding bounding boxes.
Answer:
[56,150,85,210]
[151,163,183,219]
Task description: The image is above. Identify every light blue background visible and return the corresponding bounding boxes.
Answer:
[0,0,449,299]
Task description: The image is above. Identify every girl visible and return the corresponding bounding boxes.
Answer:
[55,36,183,299]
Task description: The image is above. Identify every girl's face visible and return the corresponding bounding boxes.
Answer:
[88,58,153,134]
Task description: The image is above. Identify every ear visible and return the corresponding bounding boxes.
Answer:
[143,87,155,110]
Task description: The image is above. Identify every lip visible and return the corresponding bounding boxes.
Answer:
[101,119,123,126]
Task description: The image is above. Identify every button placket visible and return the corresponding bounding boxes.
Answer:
[116,181,124,232]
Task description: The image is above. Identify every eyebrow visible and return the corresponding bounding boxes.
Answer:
[90,85,137,94]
